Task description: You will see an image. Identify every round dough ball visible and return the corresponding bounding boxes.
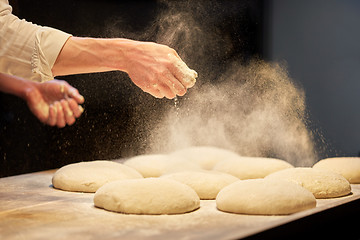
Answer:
[161,170,239,199]
[94,178,200,215]
[170,146,241,170]
[52,160,143,193]
[124,154,201,177]
[313,157,360,183]
[216,179,316,215]
[265,167,351,198]
[213,157,294,179]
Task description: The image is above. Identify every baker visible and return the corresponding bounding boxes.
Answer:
[0,0,197,128]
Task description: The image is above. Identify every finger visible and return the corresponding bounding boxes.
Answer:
[67,98,83,118]
[141,83,160,98]
[32,103,49,123]
[47,104,57,126]
[55,101,66,128]
[156,82,176,99]
[78,105,84,115]
[152,89,165,99]
[182,69,198,88]
[161,71,187,97]
[171,49,181,59]
[57,80,84,103]
[152,83,171,99]
[61,100,76,126]
[167,54,197,89]
[59,83,65,95]
[67,87,85,104]
[145,87,164,98]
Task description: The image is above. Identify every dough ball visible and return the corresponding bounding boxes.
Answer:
[52,160,142,193]
[124,154,201,177]
[213,157,294,179]
[216,179,316,215]
[313,157,360,183]
[265,167,351,198]
[94,178,200,215]
[170,146,241,170]
[161,170,239,199]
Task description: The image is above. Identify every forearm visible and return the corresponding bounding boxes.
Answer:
[52,37,134,76]
[0,73,35,99]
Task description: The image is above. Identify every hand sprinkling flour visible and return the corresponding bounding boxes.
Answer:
[52,38,198,100]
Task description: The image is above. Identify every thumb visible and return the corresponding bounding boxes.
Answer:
[66,85,85,104]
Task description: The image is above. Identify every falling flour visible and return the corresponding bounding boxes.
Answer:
[103,0,321,166]
[146,60,318,167]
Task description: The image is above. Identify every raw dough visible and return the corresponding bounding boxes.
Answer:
[265,167,351,198]
[94,178,200,215]
[52,160,143,193]
[213,157,294,179]
[216,179,316,215]
[124,154,201,177]
[313,157,360,183]
[161,170,239,199]
[170,146,241,170]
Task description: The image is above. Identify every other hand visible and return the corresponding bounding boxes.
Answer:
[25,80,84,127]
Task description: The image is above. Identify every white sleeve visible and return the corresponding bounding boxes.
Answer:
[0,0,72,82]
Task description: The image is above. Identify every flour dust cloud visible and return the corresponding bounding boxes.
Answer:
[105,0,321,166]
[141,1,318,167]
[146,59,317,166]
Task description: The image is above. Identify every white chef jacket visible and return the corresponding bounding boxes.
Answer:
[0,0,72,82]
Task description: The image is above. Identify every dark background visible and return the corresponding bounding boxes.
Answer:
[264,0,360,159]
[1,0,264,177]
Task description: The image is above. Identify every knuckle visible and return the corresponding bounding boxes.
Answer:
[155,68,168,77]
[177,88,186,96]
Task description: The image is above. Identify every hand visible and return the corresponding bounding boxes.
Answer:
[122,41,198,99]
[52,37,197,99]
[25,80,84,127]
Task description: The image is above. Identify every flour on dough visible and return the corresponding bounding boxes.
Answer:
[265,167,351,198]
[216,179,316,215]
[170,146,241,170]
[52,160,143,193]
[124,154,201,177]
[94,178,200,215]
[213,156,294,179]
[313,157,360,183]
[161,170,239,199]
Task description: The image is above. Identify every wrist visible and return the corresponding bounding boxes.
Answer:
[21,81,38,102]
[104,38,141,72]
[0,73,36,100]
